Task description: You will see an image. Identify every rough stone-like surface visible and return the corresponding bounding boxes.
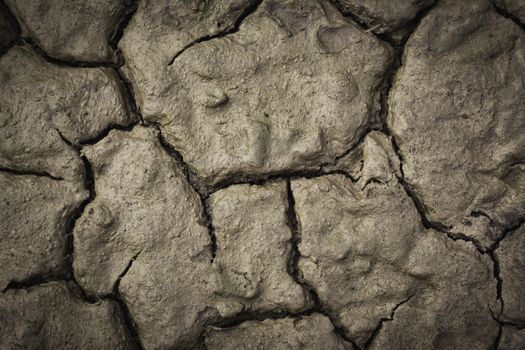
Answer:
[0,282,132,349]
[499,325,525,350]
[494,0,525,24]
[0,45,133,182]
[5,0,125,62]
[73,126,216,349]
[2,0,524,348]
[388,0,525,248]
[121,0,393,185]
[210,182,309,317]
[336,0,434,34]
[292,133,499,347]
[0,173,87,291]
[205,314,353,350]
[496,225,525,325]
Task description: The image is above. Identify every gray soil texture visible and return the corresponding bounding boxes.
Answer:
[0,0,524,349]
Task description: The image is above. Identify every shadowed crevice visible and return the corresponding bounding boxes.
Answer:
[363,295,415,349]
[109,0,139,49]
[491,0,525,31]
[0,165,63,181]
[112,250,142,295]
[167,0,263,66]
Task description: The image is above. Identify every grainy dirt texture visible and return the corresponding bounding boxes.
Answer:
[0,0,524,349]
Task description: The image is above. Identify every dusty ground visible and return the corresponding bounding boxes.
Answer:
[0,0,524,349]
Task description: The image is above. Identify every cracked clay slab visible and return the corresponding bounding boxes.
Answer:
[0,173,87,291]
[0,282,132,349]
[291,132,499,348]
[74,126,320,348]
[121,0,393,185]
[205,314,353,350]
[5,0,126,62]
[0,45,134,182]
[387,0,525,248]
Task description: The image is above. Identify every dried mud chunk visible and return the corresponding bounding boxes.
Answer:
[496,225,525,324]
[388,0,525,247]
[0,173,87,291]
[0,282,132,349]
[73,126,216,349]
[0,45,133,182]
[336,0,434,34]
[205,314,353,350]
[499,325,525,350]
[121,0,392,185]
[292,133,499,347]
[209,182,309,317]
[5,0,125,62]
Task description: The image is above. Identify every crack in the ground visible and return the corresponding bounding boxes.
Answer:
[363,295,415,349]
[202,199,218,263]
[167,0,263,66]
[328,0,437,49]
[489,251,505,316]
[112,249,142,295]
[492,320,503,350]
[78,121,140,147]
[196,307,360,350]
[487,308,525,350]
[155,128,218,262]
[115,52,145,124]
[486,219,525,254]
[18,37,115,67]
[486,220,525,335]
[63,155,95,291]
[0,165,64,181]
[327,0,396,46]
[109,0,139,50]
[491,0,525,31]
[1,274,68,294]
[114,294,144,350]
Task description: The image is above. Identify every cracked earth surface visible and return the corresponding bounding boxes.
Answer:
[0,0,524,349]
